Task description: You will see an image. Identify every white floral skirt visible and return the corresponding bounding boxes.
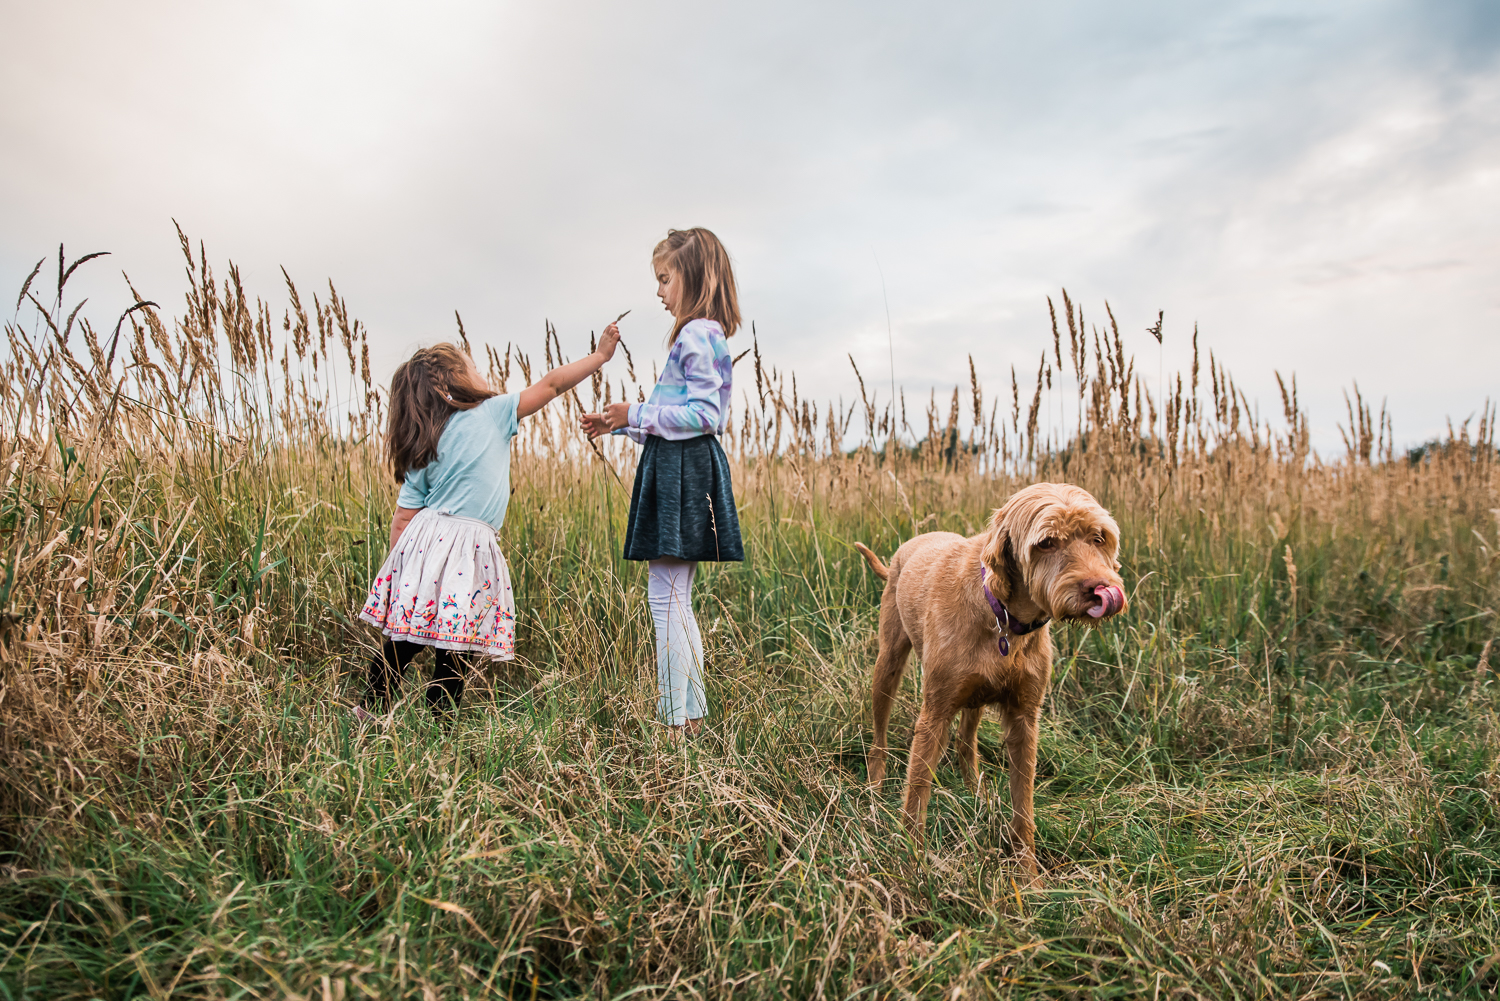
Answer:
[359,508,516,659]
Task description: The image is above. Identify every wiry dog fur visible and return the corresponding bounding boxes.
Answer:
[853,482,1127,880]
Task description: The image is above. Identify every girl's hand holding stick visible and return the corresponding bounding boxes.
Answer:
[599,320,622,360]
[581,402,631,439]
[580,311,631,438]
[517,320,621,418]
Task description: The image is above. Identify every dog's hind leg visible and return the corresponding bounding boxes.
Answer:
[867,590,912,788]
[956,706,984,794]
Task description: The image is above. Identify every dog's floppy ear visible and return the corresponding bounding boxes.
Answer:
[980,505,1014,601]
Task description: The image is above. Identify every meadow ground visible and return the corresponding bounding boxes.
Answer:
[2,242,1498,998]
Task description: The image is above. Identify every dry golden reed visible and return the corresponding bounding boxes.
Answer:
[1,233,1497,998]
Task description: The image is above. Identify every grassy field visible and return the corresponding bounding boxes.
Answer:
[2,239,1498,999]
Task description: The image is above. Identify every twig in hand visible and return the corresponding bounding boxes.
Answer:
[562,314,630,490]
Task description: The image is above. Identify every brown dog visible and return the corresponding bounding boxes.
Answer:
[854,482,1127,878]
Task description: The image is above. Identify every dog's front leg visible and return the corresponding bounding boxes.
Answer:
[1002,703,1043,882]
[901,702,954,843]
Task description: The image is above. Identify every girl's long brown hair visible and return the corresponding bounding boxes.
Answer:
[385,343,495,483]
[653,228,741,343]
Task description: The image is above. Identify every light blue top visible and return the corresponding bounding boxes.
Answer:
[397,393,520,529]
[613,318,733,443]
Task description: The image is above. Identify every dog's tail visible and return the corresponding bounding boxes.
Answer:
[852,542,890,580]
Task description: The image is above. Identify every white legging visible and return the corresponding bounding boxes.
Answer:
[648,558,704,725]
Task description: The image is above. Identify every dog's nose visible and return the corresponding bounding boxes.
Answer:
[1084,582,1125,618]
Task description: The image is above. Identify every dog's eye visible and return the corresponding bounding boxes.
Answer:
[1036,538,1057,551]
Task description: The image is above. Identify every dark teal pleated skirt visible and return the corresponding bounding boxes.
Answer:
[624,435,744,562]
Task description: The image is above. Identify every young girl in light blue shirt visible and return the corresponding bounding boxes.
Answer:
[356,327,618,721]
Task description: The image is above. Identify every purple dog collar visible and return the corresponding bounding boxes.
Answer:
[980,562,1049,657]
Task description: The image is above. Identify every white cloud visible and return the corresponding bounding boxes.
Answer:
[2,0,1495,452]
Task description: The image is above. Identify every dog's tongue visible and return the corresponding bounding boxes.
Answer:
[1088,584,1124,619]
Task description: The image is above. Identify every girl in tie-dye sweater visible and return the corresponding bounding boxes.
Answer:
[581,228,744,740]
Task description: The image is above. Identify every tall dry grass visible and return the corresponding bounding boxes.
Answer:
[1,234,1497,998]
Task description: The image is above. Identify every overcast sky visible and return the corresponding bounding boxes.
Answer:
[4,0,1497,451]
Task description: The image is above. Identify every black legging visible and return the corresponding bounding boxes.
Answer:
[362,638,466,717]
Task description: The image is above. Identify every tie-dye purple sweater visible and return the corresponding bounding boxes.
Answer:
[615,318,733,442]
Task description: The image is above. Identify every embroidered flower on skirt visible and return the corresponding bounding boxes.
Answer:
[359,508,516,659]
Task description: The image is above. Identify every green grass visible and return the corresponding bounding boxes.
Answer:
[3,447,1497,999]
[2,245,1498,997]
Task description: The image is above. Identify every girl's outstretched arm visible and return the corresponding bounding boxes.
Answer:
[517,324,620,419]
